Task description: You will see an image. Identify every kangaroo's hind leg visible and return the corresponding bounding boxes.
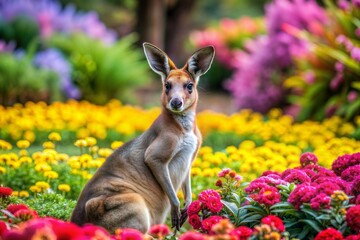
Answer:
[85,193,151,234]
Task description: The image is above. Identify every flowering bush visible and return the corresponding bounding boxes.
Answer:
[284,0,360,121]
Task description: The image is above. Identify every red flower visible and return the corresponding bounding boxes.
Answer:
[300,152,318,167]
[116,228,144,240]
[257,186,281,206]
[6,204,29,214]
[188,214,202,229]
[314,228,343,240]
[14,209,38,221]
[179,231,206,240]
[310,193,331,210]
[198,189,221,204]
[82,224,110,238]
[0,187,13,197]
[346,205,360,233]
[261,215,285,232]
[149,224,170,237]
[201,215,223,233]
[215,179,223,187]
[205,196,223,213]
[0,221,9,236]
[187,200,202,216]
[230,226,253,240]
[218,168,231,177]
[345,235,360,240]
[46,218,84,239]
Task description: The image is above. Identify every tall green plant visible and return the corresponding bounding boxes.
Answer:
[48,34,150,104]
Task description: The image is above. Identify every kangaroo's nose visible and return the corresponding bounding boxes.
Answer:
[170,98,183,110]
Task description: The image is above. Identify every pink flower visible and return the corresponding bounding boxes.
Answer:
[314,228,343,240]
[261,215,285,232]
[300,152,318,167]
[310,193,331,210]
[149,224,170,237]
[179,231,206,240]
[283,169,311,184]
[116,228,144,240]
[341,165,360,182]
[201,216,223,233]
[47,218,84,239]
[187,200,202,216]
[230,226,253,240]
[81,224,110,238]
[0,221,9,236]
[316,181,341,195]
[198,189,221,204]
[205,196,223,213]
[352,176,360,195]
[188,214,202,229]
[346,205,360,233]
[218,168,231,177]
[257,186,281,206]
[332,153,360,176]
[345,235,360,240]
[288,183,316,209]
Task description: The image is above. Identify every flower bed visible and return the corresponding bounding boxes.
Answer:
[1,101,360,239]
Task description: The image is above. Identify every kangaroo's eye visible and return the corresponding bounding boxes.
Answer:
[165,82,171,94]
[186,83,193,93]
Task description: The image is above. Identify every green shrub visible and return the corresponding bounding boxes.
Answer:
[47,34,150,104]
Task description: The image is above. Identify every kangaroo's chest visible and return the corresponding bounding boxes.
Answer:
[169,131,198,190]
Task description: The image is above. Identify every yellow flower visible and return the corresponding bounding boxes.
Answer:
[30,186,41,193]
[44,170,59,179]
[35,163,52,172]
[98,148,113,158]
[0,140,12,150]
[0,167,6,174]
[19,191,29,198]
[85,137,97,147]
[35,181,50,191]
[19,156,32,164]
[12,191,19,197]
[43,141,55,149]
[16,140,30,149]
[74,139,88,148]
[111,141,123,150]
[58,184,71,192]
[48,132,61,141]
[19,149,28,157]
[23,130,36,143]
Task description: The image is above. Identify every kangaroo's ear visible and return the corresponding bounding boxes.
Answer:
[185,46,215,82]
[143,42,176,81]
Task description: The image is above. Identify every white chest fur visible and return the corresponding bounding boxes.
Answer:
[169,112,198,190]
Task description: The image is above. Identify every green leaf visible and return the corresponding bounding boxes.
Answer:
[232,192,241,206]
[301,206,320,219]
[346,98,360,120]
[296,226,311,239]
[240,214,263,223]
[299,219,323,232]
[221,200,239,218]
[240,204,267,214]
[270,202,295,210]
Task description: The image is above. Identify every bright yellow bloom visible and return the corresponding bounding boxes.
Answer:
[111,141,124,150]
[43,141,55,149]
[98,148,113,158]
[35,163,52,172]
[23,130,36,142]
[85,137,97,147]
[19,149,28,157]
[0,167,6,174]
[44,170,59,179]
[35,181,50,191]
[19,156,32,164]
[58,184,71,192]
[19,191,29,198]
[48,132,61,141]
[0,140,12,150]
[30,186,41,193]
[12,191,19,197]
[16,140,30,149]
[74,139,88,148]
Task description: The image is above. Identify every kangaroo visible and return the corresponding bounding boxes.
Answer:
[70,43,215,234]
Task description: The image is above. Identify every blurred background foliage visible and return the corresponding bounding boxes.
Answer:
[0,0,359,121]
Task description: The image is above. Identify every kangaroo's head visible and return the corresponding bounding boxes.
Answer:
[143,43,215,114]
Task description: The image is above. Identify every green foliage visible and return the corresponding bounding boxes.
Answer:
[0,53,60,105]
[47,34,150,104]
[0,15,40,49]
[25,193,76,220]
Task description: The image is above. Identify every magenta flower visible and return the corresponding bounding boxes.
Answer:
[332,153,360,176]
[257,186,281,206]
[310,193,331,210]
[341,165,360,182]
[282,169,311,184]
[300,152,318,167]
[261,215,285,232]
[201,216,223,233]
[187,200,202,216]
[288,183,316,209]
[188,214,202,229]
[316,181,341,195]
[351,176,360,195]
[346,205,360,233]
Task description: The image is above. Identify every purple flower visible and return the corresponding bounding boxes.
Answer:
[338,0,350,10]
[351,47,360,62]
[0,0,116,44]
[352,0,360,7]
[33,48,80,99]
[348,91,358,103]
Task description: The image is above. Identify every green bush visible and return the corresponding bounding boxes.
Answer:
[0,53,60,105]
[47,34,150,104]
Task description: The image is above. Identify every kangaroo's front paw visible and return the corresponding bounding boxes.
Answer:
[171,204,181,231]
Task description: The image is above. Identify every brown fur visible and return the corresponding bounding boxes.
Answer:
[70,43,215,233]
